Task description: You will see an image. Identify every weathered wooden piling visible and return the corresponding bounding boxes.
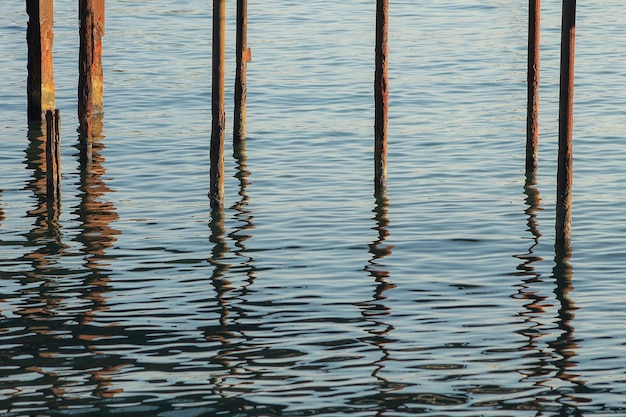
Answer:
[556,0,576,247]
[45,109,61,201]
[210,0,227,209]
[374,0,389,192]
[92,0,105,116]
[78,0,103,164]
[234,0,251,142]
[26,0,55,121]
[526,0,540,172]
[78,0,93,137]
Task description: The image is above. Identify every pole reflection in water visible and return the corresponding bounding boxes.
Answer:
[204,141,258,406]
[7,121,70,410]
[513,171,544,278]
[229,138,257,296]
[207,138,256,333]
[73,116,120,272]
[208,208,233,329]
[5,117,125,409]
[357,188,397,406]
[364,189,395,305]
[513,169,586,413]
[512,171,549,371]
[0,185,5,227]
[72,116,124,399]
[548,245,585,409]
[22,120,67,276]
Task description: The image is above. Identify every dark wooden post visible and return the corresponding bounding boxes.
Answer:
[234,0,251,142]
[526,0,540,172]
[78,0,103,163]
[374,0,389,192]
[556,0,576,247]
[79,0,94,156]
[45,109,61,201]
[26,0,55,121]
[210,0,226,209]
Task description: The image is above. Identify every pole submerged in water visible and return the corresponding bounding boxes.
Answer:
[45,109,61,201]
[210,0,226,209]
[374,0,389,192]
[26,0,56,121]
[234,0,251,143]
[92,0,105,116]
[556,0,576,247]
[526,0,540,173]
[78,0,93,136]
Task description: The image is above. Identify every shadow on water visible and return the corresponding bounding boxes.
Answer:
[512,169,587,415]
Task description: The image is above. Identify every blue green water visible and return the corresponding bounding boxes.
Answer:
[2,1,626,415]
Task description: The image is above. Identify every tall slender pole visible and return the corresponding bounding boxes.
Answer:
[374,0,389,192]
[79,0,94,163]
[92,0,105,117]
[526,0,540,173]
[26,0,55,121]
[556,0,576,247]
[210,0,226,209]
[234,0,251,143]
[45,109,61,201]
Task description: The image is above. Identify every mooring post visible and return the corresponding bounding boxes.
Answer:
[556,0,576,247]
[92,0,105,116]
[374,0,389,192]
[26,0,55,121]
[45,109,61,201]
[78,0,103,164]
[234,0,251,143]
[210,0,227,209]
[79,0,94,138]
[526,0,540,172]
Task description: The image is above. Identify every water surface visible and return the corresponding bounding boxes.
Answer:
[2,1,626,416]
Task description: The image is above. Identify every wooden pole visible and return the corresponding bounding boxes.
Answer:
[79,0,94,150]
[26,0,55,121]
[556,0,576,247]
[234,0,251,142]
[45,109,61,201]
[78,0,103,164]
[374,0,389,192]
[526,0,540,173]
[210,0,226,209]
[92,0,105,116]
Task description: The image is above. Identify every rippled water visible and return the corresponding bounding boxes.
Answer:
[2,1,626,416]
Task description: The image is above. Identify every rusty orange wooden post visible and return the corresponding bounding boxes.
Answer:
[78,0,103,164]
[45,109,61,201]
[526,0,540,173]
[556,0,576,247]
[92,0,105,116]
[234,0,251,143]
[374,0,389,192]
[26,0,55,121]
[210,0,226,209]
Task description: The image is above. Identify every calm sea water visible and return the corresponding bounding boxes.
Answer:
[2,1,626,416]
